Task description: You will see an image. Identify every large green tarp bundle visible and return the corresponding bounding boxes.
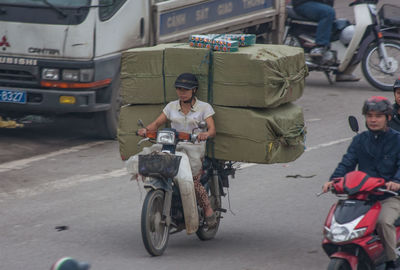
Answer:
[209,104,305,163]
[120,44,307,108]
[118,105,164,160]
[213,44,307,108]
[118,43,307,163]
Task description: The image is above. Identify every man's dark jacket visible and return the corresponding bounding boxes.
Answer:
[292,0,334,7]
[331,128,400,189]
[389,103,400,132]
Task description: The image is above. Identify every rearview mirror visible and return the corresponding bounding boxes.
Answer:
[348,116,359,133]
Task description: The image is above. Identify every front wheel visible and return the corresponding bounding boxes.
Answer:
[327,258,352,270]
[362,41,400,91]
[141,190,170,256]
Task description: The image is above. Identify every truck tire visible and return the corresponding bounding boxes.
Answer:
[94,76,121,139]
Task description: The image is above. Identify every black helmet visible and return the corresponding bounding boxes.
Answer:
[393,78,400,92]
[362,96,392,116]
[174,73,199,90]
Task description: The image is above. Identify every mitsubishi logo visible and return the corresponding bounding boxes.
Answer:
[0,36,10,51]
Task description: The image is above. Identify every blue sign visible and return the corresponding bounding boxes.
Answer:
[159,0,274,36]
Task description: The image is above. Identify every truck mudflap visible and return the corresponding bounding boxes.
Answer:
[155,0,280,43]
[0,86,110,114]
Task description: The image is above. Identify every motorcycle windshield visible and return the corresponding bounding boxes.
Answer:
[334,200,374,224]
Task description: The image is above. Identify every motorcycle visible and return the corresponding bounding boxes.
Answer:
[321,117,400,269]
[127,121,235,256]
[322,170,400,270]
[283,0,400,91]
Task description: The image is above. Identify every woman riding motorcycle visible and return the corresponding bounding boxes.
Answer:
[137,73,217,228]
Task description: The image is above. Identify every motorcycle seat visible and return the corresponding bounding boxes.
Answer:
[286,6,317,23]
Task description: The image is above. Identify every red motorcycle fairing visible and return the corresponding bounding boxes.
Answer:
[332,171,385,197]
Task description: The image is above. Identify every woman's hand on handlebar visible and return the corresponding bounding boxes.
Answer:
[137,128,147,137]
[197,132,210,141]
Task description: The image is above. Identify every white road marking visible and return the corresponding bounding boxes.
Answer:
[0,141,107,173]
[0,137,354,200]
[304,137,352,152]
[0,168,128,200]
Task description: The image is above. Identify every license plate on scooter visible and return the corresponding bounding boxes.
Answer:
[0,89,27,104]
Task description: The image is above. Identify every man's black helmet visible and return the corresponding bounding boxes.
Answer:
[362,96,392,116]
[393,78,400,92]
[174,73,199,90]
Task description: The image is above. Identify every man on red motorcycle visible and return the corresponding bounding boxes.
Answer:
[323,96,400,270]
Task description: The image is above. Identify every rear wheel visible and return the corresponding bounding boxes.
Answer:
[362,41,400,91]
[141,190,170,256]
[327,258,352,270]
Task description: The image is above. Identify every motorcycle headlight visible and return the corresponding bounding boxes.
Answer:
[324,215,367,243]
[157,131,176,145]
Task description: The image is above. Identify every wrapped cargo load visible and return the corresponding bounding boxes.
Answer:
[118,104,164,160]
[120,43,307,108]
[164,45,210,102]
[120,44,176,104]
[208,103,305,163]
[212,44,308,108]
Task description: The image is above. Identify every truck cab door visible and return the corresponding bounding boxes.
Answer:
[95,0,150,57]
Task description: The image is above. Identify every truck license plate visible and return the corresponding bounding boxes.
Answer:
[0,89,27,104]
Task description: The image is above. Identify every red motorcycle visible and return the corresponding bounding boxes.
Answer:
[322,171,400,270]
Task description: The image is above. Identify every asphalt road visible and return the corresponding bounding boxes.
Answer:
[1,1,400,269]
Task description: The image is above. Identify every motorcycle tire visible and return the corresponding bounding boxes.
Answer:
[196,183,221,241]
[361,41,400,91]
[141,189,170,256]
[327,258,352,270]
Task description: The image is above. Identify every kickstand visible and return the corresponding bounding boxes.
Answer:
[324,71,334,85]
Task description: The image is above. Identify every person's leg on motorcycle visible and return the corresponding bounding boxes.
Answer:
[294,1,335,57]
[178,143,217,227]
[376,196,400,270]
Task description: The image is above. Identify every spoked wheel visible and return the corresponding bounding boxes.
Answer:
[327,258,352,270]
[362,41,400,91]
[196,183,221,241]
[141,190,169,256]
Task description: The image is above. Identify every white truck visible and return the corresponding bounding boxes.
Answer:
[0,0,285,138]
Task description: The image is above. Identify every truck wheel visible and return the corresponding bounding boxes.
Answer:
[94,77,121,139]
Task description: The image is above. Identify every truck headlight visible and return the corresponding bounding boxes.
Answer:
[42,68,60,80]
[62,69,80,81]
[157,131,175,145]
[324,215,367,243]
